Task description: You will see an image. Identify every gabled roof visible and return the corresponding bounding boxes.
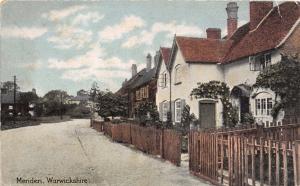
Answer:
[175,36,232,63]
[160,47,171,66]
[131,68,156,89]
[116,66,157,94]
[169,2,299,67]
[223,2,300,63]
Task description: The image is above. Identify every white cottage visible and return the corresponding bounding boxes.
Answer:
[156,1,300,128]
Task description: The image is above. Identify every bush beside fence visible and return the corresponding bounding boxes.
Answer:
[91,119,181,166]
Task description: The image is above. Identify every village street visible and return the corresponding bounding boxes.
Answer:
[1,119,210,186]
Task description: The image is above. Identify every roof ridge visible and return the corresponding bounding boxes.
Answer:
[249,1,298,33]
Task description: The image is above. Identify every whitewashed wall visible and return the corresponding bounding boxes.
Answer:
[223,50,282,89]
[170,50,224,127]
[156,59,170,116]
[223,50,283,124]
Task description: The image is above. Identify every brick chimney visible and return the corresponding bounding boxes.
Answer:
[226,2,239,38]
[250,1,273,30]
[206,28,221,39]
[131,64,137,77]
[146,53,152,72]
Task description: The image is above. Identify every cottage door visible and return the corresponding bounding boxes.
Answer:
[199,101,216,128]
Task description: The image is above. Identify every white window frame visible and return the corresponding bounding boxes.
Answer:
[175,100,182,122]
[174,65,182,84]
[255,97,273,116]
[250,53,272,71]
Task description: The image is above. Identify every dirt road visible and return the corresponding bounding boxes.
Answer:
[1,119,210,186]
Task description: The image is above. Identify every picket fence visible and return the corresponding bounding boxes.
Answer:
[189,123,300,186]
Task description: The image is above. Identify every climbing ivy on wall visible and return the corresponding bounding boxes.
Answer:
[190,81,238,127]
[254,55,300,119]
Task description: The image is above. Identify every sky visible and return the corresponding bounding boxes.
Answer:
[0,0,251,96]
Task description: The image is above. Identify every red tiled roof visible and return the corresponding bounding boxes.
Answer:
[174,2,299,64]
[160,47,171,65]
[175,36,232,63]
[223,2,300,63]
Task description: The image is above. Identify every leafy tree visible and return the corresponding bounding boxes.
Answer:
[95,90,128,119]
[42,90,69,116]
[1,81,20,91]
[20,91,39,104]
[254,55,300,118]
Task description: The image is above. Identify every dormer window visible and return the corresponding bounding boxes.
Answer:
[250,53,271,71]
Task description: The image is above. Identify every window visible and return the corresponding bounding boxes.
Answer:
[255,97,273,116]
[175,100,182,122]
[174,65,182,84]
[250,53,272,71]
[141,88,144,98]
[267,98,272,115]
[164,73,167,87]
[163,102,168,121]
[144,86,149,98]
[160,72,167,88]
[255,99,261,115]
[261,98,266,115]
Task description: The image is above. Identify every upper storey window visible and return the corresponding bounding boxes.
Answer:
[174,65,182,85]
[250,53,271,71]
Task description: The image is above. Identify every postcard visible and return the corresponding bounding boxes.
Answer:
[1,1,299,185]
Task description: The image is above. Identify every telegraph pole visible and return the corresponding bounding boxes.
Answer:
[60,91,63,120]
[13,75,16,124]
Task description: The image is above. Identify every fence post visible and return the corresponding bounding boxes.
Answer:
[293,140,300,186]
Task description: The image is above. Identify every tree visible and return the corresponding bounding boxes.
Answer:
[42,90,69,116]
[95,90,128,119]
[254,55,300,119]
[1,81,20,91]
[20,91,39,104]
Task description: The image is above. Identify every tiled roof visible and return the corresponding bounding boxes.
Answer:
[174,2,299,64]
[160,47,171,65]
[175,36,232,63]
[223,2,300,63]
[131,68,156,89]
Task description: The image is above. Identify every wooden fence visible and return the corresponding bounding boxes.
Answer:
[189,124,300,186]
[91,120,182,166]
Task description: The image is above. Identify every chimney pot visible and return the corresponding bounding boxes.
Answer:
[226,2,239,38]
[206,28,221,39]
[146,53,152,72]
[131,64,137,77]
[250,1,273,30]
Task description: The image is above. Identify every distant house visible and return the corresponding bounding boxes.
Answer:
[157,1,300,128]
[116,54,159,118]
[67,90,92,108]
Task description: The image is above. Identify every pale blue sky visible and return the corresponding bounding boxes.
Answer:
[0,1,250,96]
